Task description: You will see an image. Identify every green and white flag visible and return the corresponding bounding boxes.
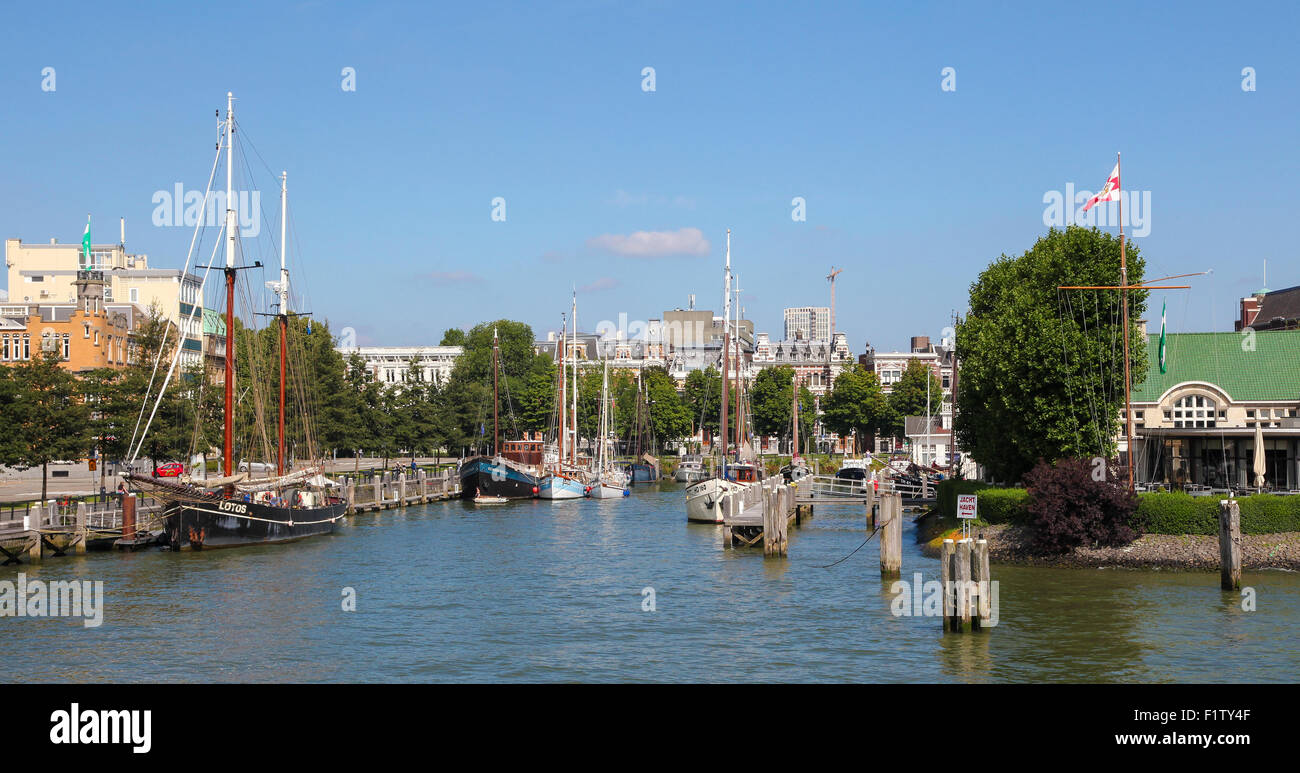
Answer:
[1158,299,1167,374]
[81,215,91,268]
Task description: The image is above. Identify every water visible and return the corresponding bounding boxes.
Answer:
[4,483,1298,682]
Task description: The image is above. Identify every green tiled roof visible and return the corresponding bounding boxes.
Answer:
[1132,330,1300,402]
[202,307,226,336]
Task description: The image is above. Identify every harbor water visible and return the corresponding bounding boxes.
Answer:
[4,482,1298,682]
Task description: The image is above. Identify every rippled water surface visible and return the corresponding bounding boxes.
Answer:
[5,482,1298,682]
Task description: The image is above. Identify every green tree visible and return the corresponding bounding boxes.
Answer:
[445,320,545,443]
[4,352,91,500]
[821,364,888,453]
[682,367,721,440]
[440,327,466,347]
[751,366,795,439]
[955,226,1146,482]
[885,360,943,439]
[644,366,691,448]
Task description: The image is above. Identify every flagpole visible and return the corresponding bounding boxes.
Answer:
[1118,151,1134,493]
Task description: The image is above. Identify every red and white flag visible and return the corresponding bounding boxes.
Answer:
[1082,163,1120,211]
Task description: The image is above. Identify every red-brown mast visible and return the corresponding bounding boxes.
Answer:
[492,327,500,456]
[224,268,235,477]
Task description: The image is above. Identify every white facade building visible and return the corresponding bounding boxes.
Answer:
[335,345,463,386]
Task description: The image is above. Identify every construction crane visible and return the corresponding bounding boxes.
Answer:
[826,266,843,340]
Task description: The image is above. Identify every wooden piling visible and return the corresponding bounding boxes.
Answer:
[955,539,972,632]
[121,494,136,542]
[398,472,407,507]
[973,538,991,629]
[74,502,88,554]
[1219,499,1241,591]
[946,540,956,631]
[877,492,901,578]
[345,480,356,515]
[763,482,788,557]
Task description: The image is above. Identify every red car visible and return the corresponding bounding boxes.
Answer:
[153,462,184,478]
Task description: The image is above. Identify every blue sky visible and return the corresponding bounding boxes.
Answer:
[2,1,1296,350]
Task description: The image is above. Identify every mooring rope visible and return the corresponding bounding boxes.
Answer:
[821,522,883,568]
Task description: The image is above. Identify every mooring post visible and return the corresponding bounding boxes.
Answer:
[955,539,973,632]
[721,493,734,548]
[398,472,407,507]
[865,483,876,529]
[973,538,991,630]
[74,501,88,554]
[940,538,954,631]
[345,480,355,515]
[121,493,137,544]
[1219,499,1241,591]
[879,493,902,578]
[22,513,41,562]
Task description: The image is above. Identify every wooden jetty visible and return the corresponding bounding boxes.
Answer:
[721,476,799,555]
[0,495,167,563]
[341,468,461,514]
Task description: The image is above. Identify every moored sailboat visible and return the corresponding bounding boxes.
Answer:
[127,93,346,548]
[459,328,542,499]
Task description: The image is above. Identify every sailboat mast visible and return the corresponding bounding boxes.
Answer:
[720,229,730,474]
[222,91,237,478]
[1118,151,1134,493]
[492,327,500,457]
[277,170,289,476]
[558,315,566,467]
[733,277,741,452]
[571,291,578,467]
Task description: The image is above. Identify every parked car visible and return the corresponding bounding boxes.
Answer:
[153,461,184,478]
[238,460,273,474]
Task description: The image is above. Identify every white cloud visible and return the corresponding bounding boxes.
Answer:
[586,227,710,258]
[579,277,620,293]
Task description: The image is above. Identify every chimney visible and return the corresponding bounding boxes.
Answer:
[1237,295,1263,331]
[120,217,125,245]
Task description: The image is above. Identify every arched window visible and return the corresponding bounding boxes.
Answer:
[1172,394,1216,428]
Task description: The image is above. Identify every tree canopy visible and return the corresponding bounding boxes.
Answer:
[955,226,1146,482]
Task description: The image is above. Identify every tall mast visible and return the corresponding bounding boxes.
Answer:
[1118,151,1134,493]
[720,228,731,476]
[492,327,500,457]
[277,170,289,476]
[558,314,566,467]
[600,358,609,471]
[733,276,742,452]
[571,290,578,467]
[222,92,236,478]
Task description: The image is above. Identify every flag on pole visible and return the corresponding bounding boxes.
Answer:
[1158,299,1168,374]
[1082,163,1120,211]
[81,215,92,268]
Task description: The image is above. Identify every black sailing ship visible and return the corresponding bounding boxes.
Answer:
[458,328,541,499]
[127,92,345,549]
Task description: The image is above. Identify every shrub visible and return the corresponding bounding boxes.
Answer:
[978,487,1030,524]
[1023,458,1138,553]
[936,479,988,518]
[1135,492,1300,535]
